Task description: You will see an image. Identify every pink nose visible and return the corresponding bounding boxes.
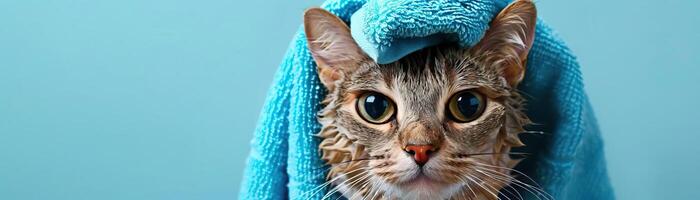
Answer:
[404,145,437,166]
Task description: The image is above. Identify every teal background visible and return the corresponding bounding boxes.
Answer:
[0,0,698,199]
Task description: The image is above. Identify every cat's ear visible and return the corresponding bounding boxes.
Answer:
[304,8,368,90]
[471,0,537,87]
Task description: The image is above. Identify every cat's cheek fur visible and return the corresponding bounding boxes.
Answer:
[335,107,395,146]
[447,100,507,148]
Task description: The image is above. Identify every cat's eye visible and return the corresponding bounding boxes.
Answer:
[356,92,395,124]
[446,90,486,123]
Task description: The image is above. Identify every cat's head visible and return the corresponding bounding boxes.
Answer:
[304,1,536,199]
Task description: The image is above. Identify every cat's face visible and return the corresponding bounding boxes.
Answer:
[304,1,536,199]
[322,48,526,199]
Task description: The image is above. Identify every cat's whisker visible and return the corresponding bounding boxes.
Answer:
[503,184,525,200]
[348,175,371,200]
[347,176,373,200]
[520,130,549,135]
[445,169,472,199]
[478,171,522,200]
[474,172,511,200]
[472,166,541,195]
[464,174,501,200]
[359,187,372,200]
[364,183,377,200]
[367,177,385,200]
[360,180,374,200]
[326,171,371,200]
[322,171,372,200]
[464,172,504,200]
[305,159,384,199]
[471,162,544,189]
[472,165,552,200]
[339,172,373,200]
[456,152,530,158]
[301,167,368,200]
[469,168,525,200]
[474,169,544,200]
[462,186,475,200]
[454,172,478,200]
[500,179,525,200]
[472,162,550,199]
[464,175,479,200]
[321,174,363,200]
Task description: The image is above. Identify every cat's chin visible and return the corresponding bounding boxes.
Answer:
[382,174,460,199]
[394,174,459,197]
[401,174,442,188]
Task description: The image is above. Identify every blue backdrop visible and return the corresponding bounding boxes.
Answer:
[1,0,698,199]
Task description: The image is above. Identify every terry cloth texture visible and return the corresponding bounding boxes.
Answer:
[239,0,615,199]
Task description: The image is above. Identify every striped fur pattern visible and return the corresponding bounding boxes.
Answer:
[304,1,537,199]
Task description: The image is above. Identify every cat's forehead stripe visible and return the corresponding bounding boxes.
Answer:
[345,63,387,92]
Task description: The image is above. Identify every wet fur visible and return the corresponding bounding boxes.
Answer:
[304,1,537,199]
[316,46,529,199]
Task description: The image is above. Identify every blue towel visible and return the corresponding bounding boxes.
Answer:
[239,0,615,199]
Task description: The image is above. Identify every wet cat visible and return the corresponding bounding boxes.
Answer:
[304,0,538,199]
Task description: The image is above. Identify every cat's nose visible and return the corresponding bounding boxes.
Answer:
[404,145,437,166]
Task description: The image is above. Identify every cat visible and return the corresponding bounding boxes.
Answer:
[303,0,538,199]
